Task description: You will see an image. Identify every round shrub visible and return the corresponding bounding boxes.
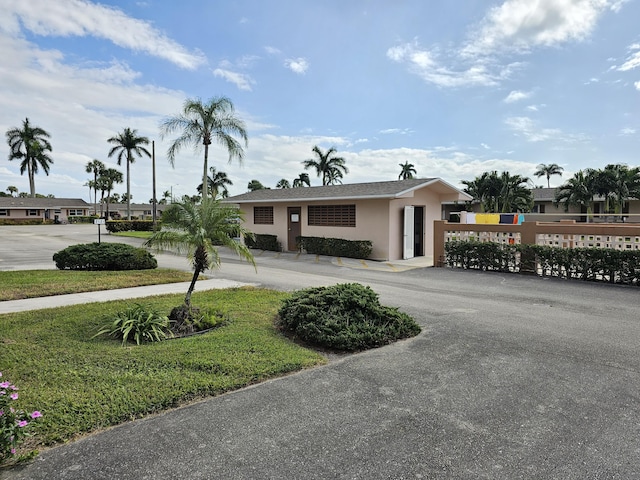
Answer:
[53,242,157,270]
[277,283,421,351]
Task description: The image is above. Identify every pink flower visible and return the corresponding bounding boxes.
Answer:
[17,420,28,428]
[0,410,3,416]
[30,411,42,419]
[10,449,16,455]
[10,393,18,400]
[0,381,9,388]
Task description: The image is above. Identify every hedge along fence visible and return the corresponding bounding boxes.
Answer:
[444,240,640,286]
[106,220,158,233]
[297,236,373,259]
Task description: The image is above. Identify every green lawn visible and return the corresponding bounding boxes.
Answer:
[0,269,194,301]
[112,231,153,239]
[0,288,325,452]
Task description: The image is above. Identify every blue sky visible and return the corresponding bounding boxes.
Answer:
[1,0,639,202]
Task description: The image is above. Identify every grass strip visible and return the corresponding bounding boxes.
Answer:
[0,287,325,451]
[0,269,194,301]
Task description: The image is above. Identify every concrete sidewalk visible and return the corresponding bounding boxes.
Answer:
[0,279,258,314]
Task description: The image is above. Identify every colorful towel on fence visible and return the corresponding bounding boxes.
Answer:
[500,214,515,224]
[476,213,501,224]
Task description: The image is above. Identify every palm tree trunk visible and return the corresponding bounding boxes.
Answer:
[126,154,131,220]
[28,162,35,197]
[202,144,209,200]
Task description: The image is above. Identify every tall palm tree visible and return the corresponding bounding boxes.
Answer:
[292,173,310,187]
[197,166,233,198]
[534,163,564,188]
[85,159,105,215]
[107,127,151,220]
[6,186,18,197]
[276,179,291,189]
[6,117,53,197]
[398,161,417,180]
[96,167,123,219]
[144,198,255,308]
[554,170,597,222]
[302,146,348,186]
[598,164,640,215]
[161,96,248,201]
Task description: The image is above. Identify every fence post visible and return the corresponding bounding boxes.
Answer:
[434,220,446,267]
[519,221,537,275]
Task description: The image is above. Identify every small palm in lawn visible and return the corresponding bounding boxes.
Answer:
[107,128,150,220]
[6,117,53,197]
[161,97,248,201]
[144,199,255,323]
[534,163,564,188]
[303,145,348,186]
[398,161,417,180]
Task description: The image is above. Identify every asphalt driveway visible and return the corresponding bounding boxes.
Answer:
[1,225,639,478]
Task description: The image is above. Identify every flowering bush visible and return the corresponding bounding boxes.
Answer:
[0,372,41,464]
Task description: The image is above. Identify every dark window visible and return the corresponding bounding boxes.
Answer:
[539,204,546,214]
[0,209,8,216]
[27,209,39,216]
[254,206,274,224]
[308,205,356,227]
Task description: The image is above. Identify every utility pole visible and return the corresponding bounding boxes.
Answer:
[152,140,157,229]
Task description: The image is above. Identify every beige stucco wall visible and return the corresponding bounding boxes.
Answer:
[239,188,447,261]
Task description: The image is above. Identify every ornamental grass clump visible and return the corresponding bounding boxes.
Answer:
[0,372,42,464]
[93,303,172,345]
[277,283,421,351]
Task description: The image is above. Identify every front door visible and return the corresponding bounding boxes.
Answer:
[403,206,414,259]
[287,207,301,251]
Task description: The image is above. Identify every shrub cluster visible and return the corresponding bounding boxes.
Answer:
[93,303,170,345]
[245,233,281,252]
[296,236,372,259]
[105,220,158,233]
[444,240,640,285]
[53,243,157,270]
[67,215,99,224]
[277,283,421,351]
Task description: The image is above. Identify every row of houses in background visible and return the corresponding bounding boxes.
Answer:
[0,198,162,223]
[3,180,640,261]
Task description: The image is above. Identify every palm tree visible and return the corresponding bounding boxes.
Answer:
[276,179,291,189]
[302,146,348,186]
[292,173,311,187]
[534,163,564,188]
[462,170,532,212]
[6,118,53,197]
[597,164,640,216]
[197,166,233,198]
[554,170,597,222]
[85,159,105,215]
[107,128,151,220]
[96,167,123,219]
[398,161,417,180]
[144,198,255,308]
[6,186,18,197]
[161,96,248,201]
[247,179,267,191]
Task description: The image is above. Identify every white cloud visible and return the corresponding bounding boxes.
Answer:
[463,0,622,57]
[635,80,640,90]
[264,46,281,55]
[619,127,636,136]
[617,48,640,71]
[284,58,309,74]
[526,105,539,111]
[386,40,515,88]
[505,116,587,143]
[379,128,413,135]
[2,0,206,70]
[503,90,532,103]
[213,68,255,91]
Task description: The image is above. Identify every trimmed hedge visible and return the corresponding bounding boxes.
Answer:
[277,283,421,351]
[245,233,281,252]
[105,220,158,232]
[68,215,99,224]
[444,240,640,285]
[297,236,372,259]
[53,243,157,270]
